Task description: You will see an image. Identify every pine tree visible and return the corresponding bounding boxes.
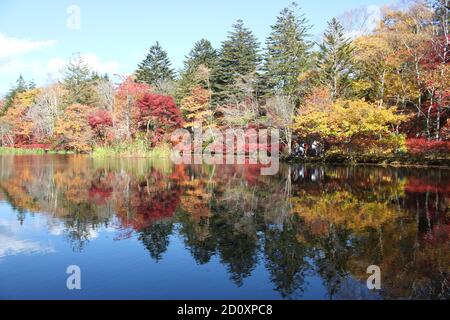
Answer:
[184,39,218,71]
[135,42,175,88]
[2,75,33,114]
[212,19,261,103]
[317,18,355,100]
[176,39,218,103]
[263,2,312,99]
[61,53,99,106]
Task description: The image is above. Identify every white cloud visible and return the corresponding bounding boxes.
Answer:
[0,33,123,96]
[80,53,121,76]
[0,234,54,259]
[0,33,56,60]
[0,53,122,96]
[0,218,54,261]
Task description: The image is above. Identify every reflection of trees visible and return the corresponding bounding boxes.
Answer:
[209,207,259,287]
[138,220,173,262]
[0,156,448,299]
[177,212,216,264]
[312,227,354,300]
[290,166,449,299]
[264,216,311,299]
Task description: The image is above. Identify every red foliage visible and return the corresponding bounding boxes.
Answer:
[115,76,152,99]
[422,224,450,245]
[88,110,113,128]
[406,138,450,156]
[443,119,450,140]
[205,128,280,156]
[88,109,113,145]
[420,36,450,71]
[114,187,181,233]
[137,93,183,145]
[88,186,113,205]
[405,177,450,195]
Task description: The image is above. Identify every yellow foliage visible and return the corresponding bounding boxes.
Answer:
[293,98,409,154]
[1,88,40,144]
[54,104,93,152]
[291,190,405,234]
[180,87,212,129]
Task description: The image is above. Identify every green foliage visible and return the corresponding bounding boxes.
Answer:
[212,19,261,103]
[317,18,355,100]
[175,39,218,103]
[1,1,448,160]
[61,54,100,107]
[135,42,175,88]
[262,2,312,98]
[0,147,45,155]
[2,75,34,115]
[0,147,73,155]
[92,139,172,158]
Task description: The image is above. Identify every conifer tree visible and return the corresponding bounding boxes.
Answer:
[176,39,218,102]
[263,2,312,99]
[317,18,355,100]
[212,20,261,103]
[1,75,32,114]
[61,54,99,106]
[136,42,175,88]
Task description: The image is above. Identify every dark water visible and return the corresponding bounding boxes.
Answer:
[0,155,448,300]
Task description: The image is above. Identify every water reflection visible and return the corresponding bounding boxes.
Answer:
[0,155,448,299]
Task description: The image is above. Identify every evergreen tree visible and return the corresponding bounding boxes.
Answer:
[212,20,261,103]
[15,75,28,92]
[263,2,312,99]
[184,39,218,71]
[27,79,36,90]
[135,42,175,88]
[317,18,355,100]
[61,53,99,106]
[2,75,33,114]
[176,39,218,103]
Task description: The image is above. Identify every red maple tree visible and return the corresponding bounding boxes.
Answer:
[137,93,183,145]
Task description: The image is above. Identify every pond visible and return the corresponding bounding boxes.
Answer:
[0,155,448,300]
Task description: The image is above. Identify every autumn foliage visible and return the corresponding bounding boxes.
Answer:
[180,87,212,129]
[54,104,94,152]
[1,89,40,146]
[137,93,183,145]
[88,109,113,145]
[406,138,450,156]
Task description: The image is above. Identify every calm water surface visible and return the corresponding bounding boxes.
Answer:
[0,155,448,300]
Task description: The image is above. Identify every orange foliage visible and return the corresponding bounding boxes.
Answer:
[2,89,40,146]
[54,104,94,152]
[180,87,212,129]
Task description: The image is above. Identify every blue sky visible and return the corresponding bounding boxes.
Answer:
[0,0,394,96]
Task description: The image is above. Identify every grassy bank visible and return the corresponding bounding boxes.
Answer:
[0,147,46,155]
[92,141,172,159]
[0,147,75,155]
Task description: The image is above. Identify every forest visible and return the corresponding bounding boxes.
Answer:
[0,0,449,163]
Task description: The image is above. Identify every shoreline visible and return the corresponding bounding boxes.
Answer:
[1,147,449,169]
[286,161,450,170]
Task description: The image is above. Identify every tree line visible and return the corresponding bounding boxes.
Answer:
[0,0,448,158]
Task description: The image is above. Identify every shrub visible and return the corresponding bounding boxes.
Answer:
[406,138,450,156]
